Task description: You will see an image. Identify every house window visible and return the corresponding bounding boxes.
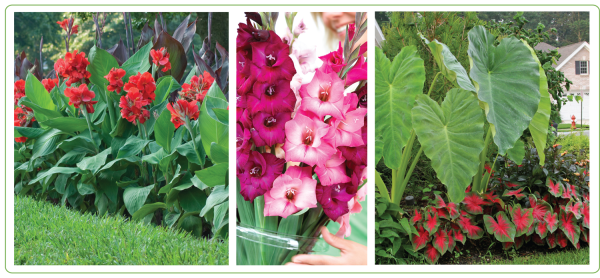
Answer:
[576,61,589,75]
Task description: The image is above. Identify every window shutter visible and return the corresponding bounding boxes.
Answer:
[588,61,590,74]
[575,61,580,75]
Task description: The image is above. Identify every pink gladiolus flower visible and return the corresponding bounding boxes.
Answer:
[324,94,367,148]
[315,154,352,186]
[316,182,354,221]
[247,80,297,115]
[299,68,346,120]
[238,151,285,201]
[249,33,296,83]
[291,39,320,75]
[335,213,352,238]
[251,111,291,147]
[282,26,293,45]
[264,172,317,218]
[345,55,367,87]
[293,18,307,36]
[319,42,346,73]
[348,23,356,41]
[283,113,335,167]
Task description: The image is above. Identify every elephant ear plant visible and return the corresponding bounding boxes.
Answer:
[375,26,550,261]
[14,13,229,240]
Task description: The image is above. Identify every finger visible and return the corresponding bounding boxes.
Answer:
[291,254,342,265]
[320,226,349,251]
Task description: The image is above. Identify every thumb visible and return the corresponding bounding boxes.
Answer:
[320,226,349,251]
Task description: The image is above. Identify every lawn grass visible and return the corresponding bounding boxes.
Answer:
[14,196,228,265]
[557,123,589,129]
[485,247,589,265]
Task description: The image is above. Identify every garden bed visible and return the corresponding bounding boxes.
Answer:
[14,196,228,265]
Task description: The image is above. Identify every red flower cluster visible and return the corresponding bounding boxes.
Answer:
[64,84,98,113]
[57,18,79,34]
[42,78,59,92]
[54,50,91,86]
[118,72,156,125]
[150,47,171,72]
[104,68,126,93]
[124,72,156,105]
[14,107,35,143]
[167,99,200,129]
[180,71,215,103]
[14,80,26,106]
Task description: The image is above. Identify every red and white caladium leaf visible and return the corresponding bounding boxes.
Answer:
[582,202,589,228]
[529,195,552,221]
[483,211,516,242]
[564,200,583,220]
[483,190,504,206]
[457,214,484,239]
[559,210,580,246]
[411,209,423,225]
[505,181,521,188]
[411,225,430,252]
[561,182,571,199]
[546,232,557,248]
[508,204,534,237]
[432,229,449,255]
[433,194,446,208]
[580,224,588,243]
[423,212,440,235]
[502,188,526,200]
[436,207,450,220]
[535,221,548,239]
[546,178,562,197]
[544,211,559,233]
[526,221,536,236]
[502,241,513,250]
[575,241,581,250]
[532,233,545,246]
[569,184,579,199]
[447,230,456,253]
[423,243,441,264]
[462,192,488,214]
[556,231,568,248]
[451,229,466,244]
[514,235,525,250]
[446,202,459,219]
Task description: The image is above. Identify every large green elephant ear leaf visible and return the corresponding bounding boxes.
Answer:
[523,40,550,165]
[420,34,476,92]
[467,26,541,155]
[375,46,425,169]
[412,88,485,203]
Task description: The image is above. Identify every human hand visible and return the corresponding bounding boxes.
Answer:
[285,226,367,265]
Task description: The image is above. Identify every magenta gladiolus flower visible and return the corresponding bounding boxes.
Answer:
[237,18,271,54]
[250,33,296,83]
[315,154,351,186]
[264,171,317,218]
[236,123,252,168]
[251,111,291,147]
[339,145,367,167]
[319,42,346,73]
[324,94,367,148]
[316,182,354,221]
[354,84,367,108]
[247,80,297,115]
[239,151,285,201]
[345,55,367,86]
[283,113,336,167]
[299,68,346,120]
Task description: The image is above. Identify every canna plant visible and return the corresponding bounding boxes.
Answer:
[14,12,229,240]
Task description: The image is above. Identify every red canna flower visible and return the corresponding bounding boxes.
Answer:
[57,18,78,34]
[104,68,126,93]
[14,106,35,143]
[118,89,150,124]
[54,50,91,87]
[124,72,156,105]
[167,99,200,129]
[64,84,98,113]
[41,78,59,92]
[150,47,171,73]
[180,71,215,103]
[14,80,26,106]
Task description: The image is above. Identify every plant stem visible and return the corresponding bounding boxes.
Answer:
[394,129,416,204]
[428,72,442,97]
[484,152,500,193]
[399,146,423,197]
[184,118,204,169]
[83,109,99,153]
[474,126,493,193]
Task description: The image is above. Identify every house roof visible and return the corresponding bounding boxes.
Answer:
[535,41,590,70]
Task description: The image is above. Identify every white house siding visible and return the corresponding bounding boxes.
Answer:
[558,46,590,122]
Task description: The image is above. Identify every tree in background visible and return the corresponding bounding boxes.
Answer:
[477,11,589,47]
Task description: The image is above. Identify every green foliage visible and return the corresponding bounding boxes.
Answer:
[556,132,590,160]
[14,196,228,265]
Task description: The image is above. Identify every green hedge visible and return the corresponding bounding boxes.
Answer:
[14,196,228,265]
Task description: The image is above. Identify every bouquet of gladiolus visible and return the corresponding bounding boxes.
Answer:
[236,12,368,265]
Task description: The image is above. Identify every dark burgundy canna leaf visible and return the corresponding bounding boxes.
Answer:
[462,192,488,215]
[508,204,534,237]
[502,188,526,200]
[433,194,446,208]
[411,225,430,252]
[483,211,516,242]
[535,222,548,239]
[529,195,552,221]
[432,229,449,255]
[153,31,187,82]
[136,22,154,51]
[423,243,440,264]
[544,211,559,233]
[457,213,483,239]
[107,39,129,66]
[423,212,440,235]
[556,231,568,248]
[410,209,423,225]
[559,210,580,246]
[446,202,459,219]
[546,178,562,197]
[171,14,197,54]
